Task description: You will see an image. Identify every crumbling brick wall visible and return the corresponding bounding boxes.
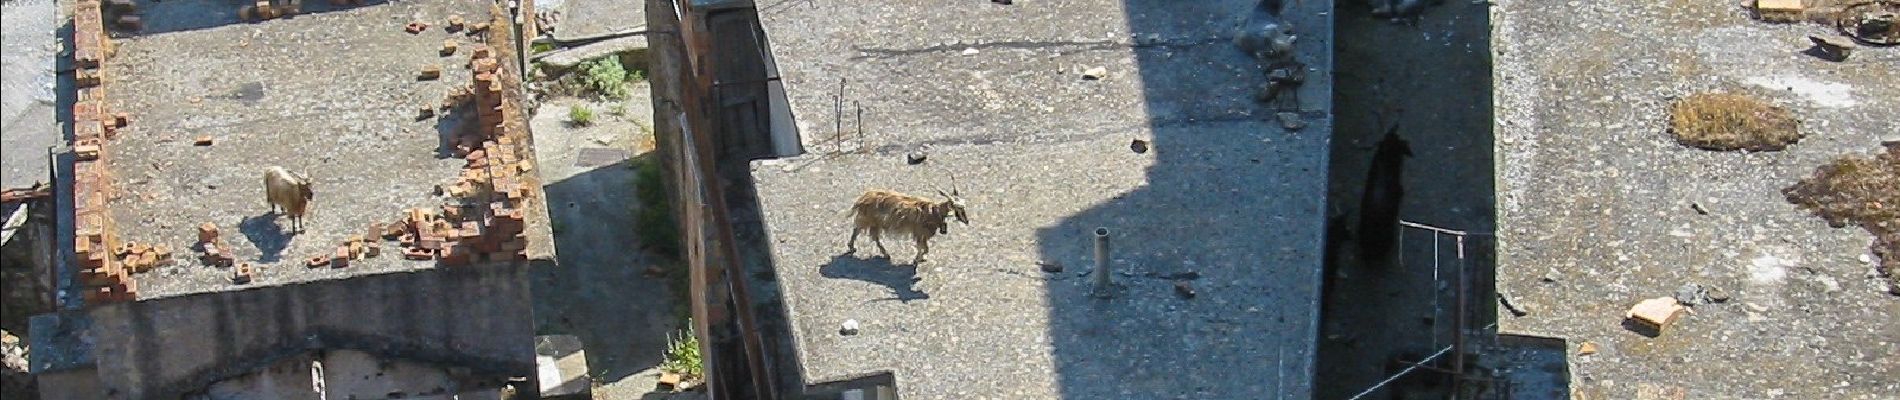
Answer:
[389,2,546,268]
[70,0,139,305]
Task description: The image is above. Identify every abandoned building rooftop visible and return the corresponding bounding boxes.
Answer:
[748,0,1334,398]
[1489,0,1900,397]
[97,0,545,300]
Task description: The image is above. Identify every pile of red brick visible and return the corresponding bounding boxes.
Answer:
[72,0,138,305]
[197,223,236,268]
[304,230,382,269]
[331,10,536,269]
[114,242,174,274]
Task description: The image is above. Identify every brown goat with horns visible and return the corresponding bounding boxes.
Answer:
[845,187,970,265]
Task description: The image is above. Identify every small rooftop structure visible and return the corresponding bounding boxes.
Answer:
[748,0,1335,398]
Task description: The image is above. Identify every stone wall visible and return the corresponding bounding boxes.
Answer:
[85,265,535,400]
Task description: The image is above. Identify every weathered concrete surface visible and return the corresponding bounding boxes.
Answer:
[84,265,535,400]
[1492,0,1900,398]
[197,349,506,399]
[101,0,492,299]
[528,91,682,399]
[0,0,62,189]
[540,0,648,42]
[753,0,1335,398]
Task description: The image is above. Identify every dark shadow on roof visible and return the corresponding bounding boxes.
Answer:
[1031,0,1331,397]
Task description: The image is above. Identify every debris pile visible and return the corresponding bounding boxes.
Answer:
[392,9,537,267]
[197,223,235,268]
[114,242,173,274]
[239,0,301,22]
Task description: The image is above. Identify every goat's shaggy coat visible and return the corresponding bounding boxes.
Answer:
[263,166,315,233]
[845,189,969,265]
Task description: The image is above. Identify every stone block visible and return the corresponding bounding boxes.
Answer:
[419,64,443,80]
[442,39,459,56]
[1627,297,1687,333]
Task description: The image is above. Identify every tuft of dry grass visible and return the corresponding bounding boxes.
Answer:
[1785,143,1900,294]
[1668,93,1803,151]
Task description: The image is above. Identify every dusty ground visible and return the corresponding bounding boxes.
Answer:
[526,81,695,400]
[103,0,488,298]
[1,0,62,189]
[1488,0,1900,398]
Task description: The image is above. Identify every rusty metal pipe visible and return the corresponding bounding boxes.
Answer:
[1093,227,1112,297]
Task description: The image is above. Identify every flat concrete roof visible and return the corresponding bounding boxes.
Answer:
[1491,1,1900,398]
[1,0,62,190]
[753,0,1333,398]
[104,0,494,299]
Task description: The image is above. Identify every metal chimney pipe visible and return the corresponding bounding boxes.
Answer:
[1092,227,1112,298]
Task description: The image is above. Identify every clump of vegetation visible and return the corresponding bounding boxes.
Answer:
[531,42,557,55]
[635,157,682,259]
[567,104,595,126]
[1668,93,1802,151]
[661,322,705,389]
[580,56,632,100]
[1784,143,1900,295]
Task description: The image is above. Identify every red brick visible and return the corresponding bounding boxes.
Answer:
[198,222,220,243]
[307,255,330,268]
[403,246,436,261]
[439,244,470,266]
[232,263,254,284]
[331,247,351,268]
[75,69,103,88]
[405,21,429,34]
[75,144,103,161]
